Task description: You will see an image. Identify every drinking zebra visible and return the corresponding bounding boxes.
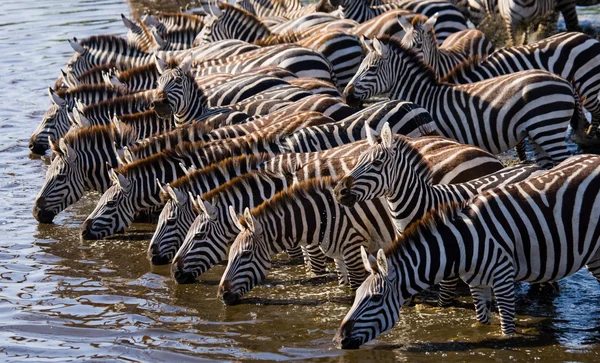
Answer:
[343,37,590,166]
[334,154,600,348]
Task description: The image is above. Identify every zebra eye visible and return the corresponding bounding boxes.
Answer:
[241,250,252,258]
[372,160,383,167]
[174,77,183,84]
[106,200,117,206]
[166,219,177,225]
[371,294,383,303]
[56,174,66,181]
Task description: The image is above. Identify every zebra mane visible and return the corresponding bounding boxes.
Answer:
[53,124,136,155]
[77,62,128,80]
[77,34,146,52]
[386,200,468,256]
[219,3,270,30]
[161,153,272,201]
[114,141,193,176]
[253,31,301,46]
[378,36,438,83]
[152,12,205,30]
[81,91,154,115]
[410,14,428,26]
[56,83,129,99]
[115,60,176,81]
[248,176,339,221]
[126,121,213,155]
[440,55,484,83]
[392,135,434,183]
[200,162,286,204]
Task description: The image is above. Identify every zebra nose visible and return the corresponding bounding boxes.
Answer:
[172,264,196,284]
[333,320,360,349]
[80,219,97,240]
[218,280,240,305]
[29,137,47,155]
[148,243,171,266]
[32,197,56,223]
[333,177,356,206]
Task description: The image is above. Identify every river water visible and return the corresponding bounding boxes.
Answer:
[1,1,600,361]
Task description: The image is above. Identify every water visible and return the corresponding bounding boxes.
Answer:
[1,1,600,361]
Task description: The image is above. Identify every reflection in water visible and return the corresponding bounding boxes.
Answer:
[0,0,600,360]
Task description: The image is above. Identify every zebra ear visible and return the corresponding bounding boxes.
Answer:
[75,99,86,113]
[424,13,439,30]
[62,69,80,88]
[179,54,193,75]
[142,14,160,27]
[110,169,130,189]
[243,207,261,235]
[365,124,377,146]
[156,179,167,194]
[72,108,90,128]
[48,88,66,107]
[358,35,373,53]
[68,38,85,54]
[150,27,167,49]
[58,138,72,157]
[121,14,136,30]
[376,249,389,276]
[197,196,217,219]
[361,246,377,275]
[155,55,168,74]
[123,146,135,164]
[165,184,180,204]
[372,38,388,58]
[397,15,413,33]
[380,122,393,148]
[112,114,122,134]
[229,205,245,232]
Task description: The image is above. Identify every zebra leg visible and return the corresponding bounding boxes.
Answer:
[586,249,600,284]
[334,258,350,287]
[286,246,304,261]
[343,246,370,290]
[528,139,554,168]
[302,244,329,276]
[470,285,493,325]
[437,278,459,307]
[515,139,528,162]
[556,0,582,32]
[493,279,517,335]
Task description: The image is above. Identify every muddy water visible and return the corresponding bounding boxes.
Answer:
[1,1,600,361]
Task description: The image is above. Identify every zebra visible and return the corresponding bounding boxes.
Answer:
[442,32,600,130]
[33,124,140,223]
[350,9,418,41]
[343,37,590,167]
[332,123,543,305]
[333,153,600,348]
[142,13,205,50]
[229,0,303,17]
[175,134,504,286]
[79,112,333,240]
[399,13,495,79]
[498,0,580,45]
[29,85,129,154]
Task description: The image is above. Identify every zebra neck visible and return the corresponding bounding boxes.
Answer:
[388,52,444,105]
[175,86,208,123]
[390,217,467,300]
[342,1,376,23]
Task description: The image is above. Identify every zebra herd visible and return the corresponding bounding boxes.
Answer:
[29,0,600,351]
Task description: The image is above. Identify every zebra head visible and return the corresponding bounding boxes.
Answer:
[398,15,421,49]
[218,207,271,305]
[171,196,228,284]
[194,12,217,45]
[80,169,135,240]
[343,38,393,107]
[152,55,194,119]
[147,185,195,266]
[33,138,84,223]
[334,123,396,206]
[333,247,400,349]
[29,88,73,154]
[66,38,93,79]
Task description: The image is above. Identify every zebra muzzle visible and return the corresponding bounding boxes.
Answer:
[218,280,240,305]
[333,320,361,349]
[150,98,172,118]
[333,177,358,207]
[32,197,56,223]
